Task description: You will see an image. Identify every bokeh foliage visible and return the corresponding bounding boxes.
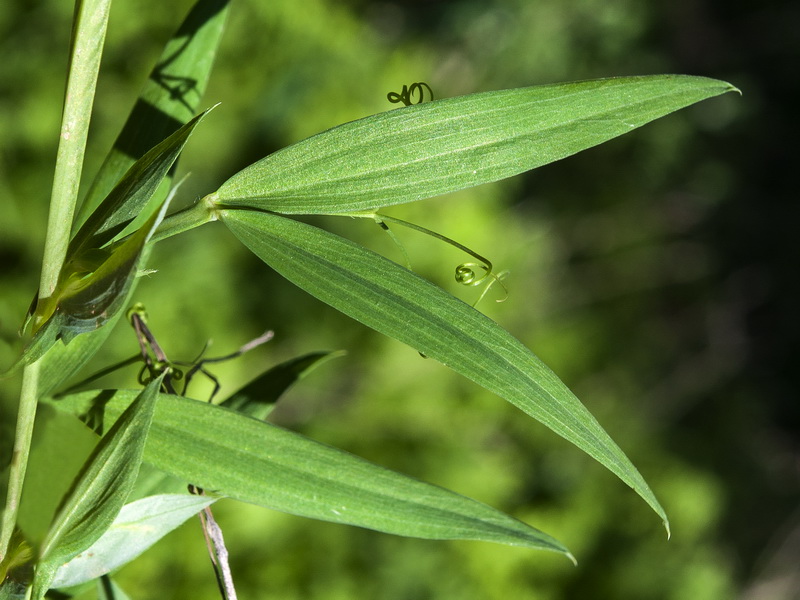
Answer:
[0,1,795,599]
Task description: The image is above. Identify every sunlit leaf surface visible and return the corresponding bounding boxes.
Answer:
[215,75,737,215]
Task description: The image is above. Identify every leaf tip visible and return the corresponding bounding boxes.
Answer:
[720,80,742,96]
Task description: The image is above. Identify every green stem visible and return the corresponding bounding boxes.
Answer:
[40,1,112,296]
[0,366,40,556]
[149,194,220,244]
[0,0,111,561]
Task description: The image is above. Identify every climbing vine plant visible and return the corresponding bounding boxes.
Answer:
[0,0,737,598]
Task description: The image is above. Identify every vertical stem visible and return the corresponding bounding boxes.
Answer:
[40,0,112,295]
[0,0,112,560]
[0,366,40,555]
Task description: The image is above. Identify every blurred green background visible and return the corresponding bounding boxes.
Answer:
[1,0,797,598]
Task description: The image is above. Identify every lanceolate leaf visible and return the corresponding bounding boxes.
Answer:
[52,494,216,588]
[221,210,669,529]
[47,390,572,557]
[68,107,214,258]
[220,350,345,420]
[75,0,230,228]
[56,204,169,342]
[214,75,738,214]
[33,378,161,597]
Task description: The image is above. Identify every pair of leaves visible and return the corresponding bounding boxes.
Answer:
[33,348,337,574]
[211,74,738,534]
[22,350,340,590]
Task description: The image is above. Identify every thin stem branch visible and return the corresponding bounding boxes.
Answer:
[0,366,40,557]
[342,211,495,268]
[149,194,219,244]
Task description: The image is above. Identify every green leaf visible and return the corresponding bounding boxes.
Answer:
[32,378,161,596]
[32,242,153,397]
[221,210,669,530]
[220,350,345,420]
[68,107,214,258]
[47,390,572,557]
[17,405,99,548]
[75,0,230,228]
[214,75,738,214]
[52,494,215,588]
[19,202,167,368]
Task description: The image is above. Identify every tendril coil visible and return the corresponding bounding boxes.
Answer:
[370,213,508,308]
[387,82,434,106]
[455,262,508,307]
[455,262,490,286]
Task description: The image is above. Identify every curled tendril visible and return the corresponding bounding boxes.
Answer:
[387,82,434,106]
[455,262,490,286]
[455,263,509,307]
[366,213,509,309]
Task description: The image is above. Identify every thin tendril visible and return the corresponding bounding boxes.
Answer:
[125,303,273,402]
[373,218,412,270]
[387,82,434,106]
[362,213,509,307]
